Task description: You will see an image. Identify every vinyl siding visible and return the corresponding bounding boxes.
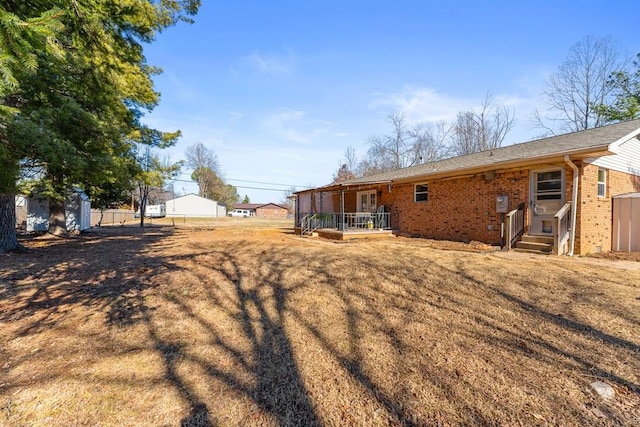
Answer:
[585,137,640,175]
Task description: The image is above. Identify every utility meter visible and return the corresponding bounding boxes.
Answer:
[496,195,509,213]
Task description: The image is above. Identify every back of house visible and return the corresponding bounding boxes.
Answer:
[295,119,640,255]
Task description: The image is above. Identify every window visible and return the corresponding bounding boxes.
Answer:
[532,169,564,216]
[536,170,562,200]
[357,190,376,212]
[415,183,428,202]
[597,168,606,197]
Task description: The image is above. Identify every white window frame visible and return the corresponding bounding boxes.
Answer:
[597,168,606,198]
[356,190,376,212]
[414,183,429,203]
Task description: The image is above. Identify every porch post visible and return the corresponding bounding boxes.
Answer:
[340,189,345,231]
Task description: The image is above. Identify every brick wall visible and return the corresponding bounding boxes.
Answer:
[379,169,530,245]
[255,206,288,218]
[575,163,639,254]
[317,161,638,254]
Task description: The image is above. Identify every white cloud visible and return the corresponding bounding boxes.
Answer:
[245,50,296,75]
[162,72,197,101]
[261,108,332,144]
[368,87,470,123]
[228,110,243,122]
[262,109,308,143]
[369,85,540,128]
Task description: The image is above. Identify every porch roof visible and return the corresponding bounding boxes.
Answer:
[298,119,640,194]
[300,179,392,194]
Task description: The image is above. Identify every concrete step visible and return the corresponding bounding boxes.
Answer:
[512,247,553,255]
[520,234,554,245]
[515,240,553,252]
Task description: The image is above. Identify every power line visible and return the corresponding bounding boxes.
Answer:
[168,177,304,192]
[226,178,298,187]
[233,185,292,192]
[177,173,299,188]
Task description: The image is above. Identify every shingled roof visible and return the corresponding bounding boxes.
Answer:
[322,119,640,190]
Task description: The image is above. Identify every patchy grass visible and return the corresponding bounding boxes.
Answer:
[139,216,293,230]
[1,226,639,426]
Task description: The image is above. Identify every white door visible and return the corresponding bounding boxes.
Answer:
[529,169,564,235]
[357,190,376,212]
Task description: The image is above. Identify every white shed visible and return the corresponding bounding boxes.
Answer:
[25,189,91,232]
[612,192,640,252]
[165,194,226,217]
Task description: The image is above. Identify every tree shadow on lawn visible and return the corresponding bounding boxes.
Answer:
[288,248,640,424]
[1,228,167,330]
[3,229,639,425]
[1,228,321,426]
[156,246,321,426]
[144,237,640,425]
[0,227,219,426]
[163,241,499,425]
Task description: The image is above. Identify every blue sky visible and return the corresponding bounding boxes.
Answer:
[142,1,639,203]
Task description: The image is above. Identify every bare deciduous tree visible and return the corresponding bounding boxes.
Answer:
[185,142,221,197]
[343,146,358,175]
[450,93,515,156]
[357,113,450,176]
[366,112,413,172]
[410,120,450,164]
[280,185,298,214]
[331,164,356,184]
[535,35,629,134]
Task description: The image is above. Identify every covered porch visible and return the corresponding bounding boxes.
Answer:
[297,212,393,240]
[295,180,395,240]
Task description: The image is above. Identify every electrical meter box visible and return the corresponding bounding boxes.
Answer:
[496,195,509,213]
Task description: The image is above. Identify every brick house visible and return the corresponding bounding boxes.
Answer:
[295,119,640,255]
[233,203,289,218]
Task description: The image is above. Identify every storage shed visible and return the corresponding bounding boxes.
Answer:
[612,192,640,252]
[24,189,91,232]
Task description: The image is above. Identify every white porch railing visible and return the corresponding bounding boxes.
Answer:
[299,212,391,235]
[554,202,572,255]
[504,203,525,250]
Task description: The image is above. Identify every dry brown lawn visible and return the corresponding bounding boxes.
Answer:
[1,223,639,426]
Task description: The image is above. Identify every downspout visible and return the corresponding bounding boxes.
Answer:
[564,155,579,256]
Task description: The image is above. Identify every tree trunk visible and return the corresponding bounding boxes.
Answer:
[48,197,68,236]
[0,194,21,253]
[138,196,146,227]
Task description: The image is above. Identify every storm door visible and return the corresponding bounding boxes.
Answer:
[529,169,565,235]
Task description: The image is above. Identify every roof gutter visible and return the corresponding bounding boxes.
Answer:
[387,146,613,187]
[564,155,579,256]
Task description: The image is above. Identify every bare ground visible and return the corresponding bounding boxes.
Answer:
[1,221,639,426]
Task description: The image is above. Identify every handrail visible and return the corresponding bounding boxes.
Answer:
[504,203,525,250]
[554,202,571,220]
[300,214,316,235]
[554,202,572,255]
[299,212,391,234]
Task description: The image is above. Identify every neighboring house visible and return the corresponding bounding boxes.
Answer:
[232,203,258,216]
[232,203,290,218]
[295,119,640,255]
[255,203,289,218]
[165,194,226,217]
[20,189,91,232]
